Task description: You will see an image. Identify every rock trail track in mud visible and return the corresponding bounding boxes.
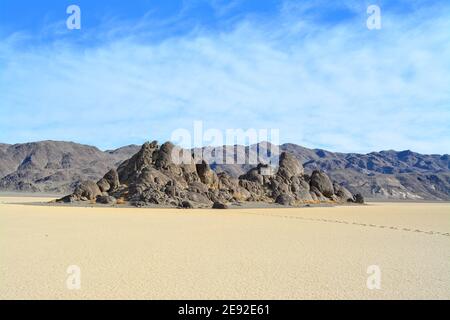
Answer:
[239,211,450,238]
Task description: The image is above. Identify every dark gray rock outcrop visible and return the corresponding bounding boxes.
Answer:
[212,202,228,209]
[96,195,117,205]
[58,141,361,208]
[59,180,102,202]
[310,170,334,198]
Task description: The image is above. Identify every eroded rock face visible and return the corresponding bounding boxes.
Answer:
[277,152,304,179]
[103,169,120,191]
[196,161,219,189]
[310,170,334,198]
[96,178,110,193]
[74,181,102,200]
[333,182,354,202]
[58,180,102,202]
[58,141,363,208]
[117,141,158,185]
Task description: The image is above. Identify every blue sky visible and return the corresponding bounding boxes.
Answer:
[0,0,449,153]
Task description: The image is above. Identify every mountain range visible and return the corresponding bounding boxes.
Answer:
[0,140,449,200]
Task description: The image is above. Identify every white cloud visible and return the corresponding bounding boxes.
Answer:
[0,2,449,153]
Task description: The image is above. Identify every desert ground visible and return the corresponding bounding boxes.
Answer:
[0,195,449,300]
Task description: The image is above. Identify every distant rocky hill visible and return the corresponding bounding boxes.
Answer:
[0,140,449,200]
[0,141,139,193]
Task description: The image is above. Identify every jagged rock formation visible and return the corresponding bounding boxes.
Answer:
[58,141,361,208]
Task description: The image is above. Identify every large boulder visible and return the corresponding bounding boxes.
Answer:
[96,195,117,205]
[275,194,294,206]
[212,202,228,209]
[196,161,219,189]
[186,191,212,205]
[277,152,304,179]
[103,169,120,191]
[154,142,175,169]
[181,162,200,184]
[333,182,354,202]
[96,168,119,193]
[310,170,334,198]
[290,176,313,201]
[73,180,102,201]
[353,193,365,204]
[180,200,194,208]
[57,194,77,203]
[231,186,252,202]
[96,178,110,193]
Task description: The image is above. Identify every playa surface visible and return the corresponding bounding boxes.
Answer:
[0,196,449,300]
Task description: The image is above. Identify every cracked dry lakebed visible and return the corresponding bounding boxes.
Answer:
[0,196,449,299]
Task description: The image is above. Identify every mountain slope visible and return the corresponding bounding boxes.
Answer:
[0,141,139,193]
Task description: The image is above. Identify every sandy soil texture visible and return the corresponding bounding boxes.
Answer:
[0,196,449,300]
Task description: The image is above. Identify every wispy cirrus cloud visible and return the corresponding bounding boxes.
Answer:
[0,0,449,153]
